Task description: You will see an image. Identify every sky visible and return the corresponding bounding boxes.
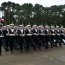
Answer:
[0,0,65,7]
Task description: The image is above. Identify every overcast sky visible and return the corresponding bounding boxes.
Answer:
[0,0,65,7]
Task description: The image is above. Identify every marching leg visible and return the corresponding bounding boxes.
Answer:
[0,39,2,55]
[9,36,14,54]
[4,36,9,52]
[0,46,1,55]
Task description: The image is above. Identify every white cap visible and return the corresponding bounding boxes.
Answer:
[56,26,59,28]
[33,25,37,27]
[10,23,14,26]
[27,25,31,27]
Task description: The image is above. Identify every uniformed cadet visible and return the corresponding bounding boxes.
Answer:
[31,25,43,50]
[2,26,9,52]
[44,25,50,49]
[24,25,33,51]
[8,24,15,54]
[37,25,45,49]
[50,25,57,48]
[60,25,65,45]
[16,25,24,52]
[55,25,62,46]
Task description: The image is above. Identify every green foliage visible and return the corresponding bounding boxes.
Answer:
[1,1,65,26]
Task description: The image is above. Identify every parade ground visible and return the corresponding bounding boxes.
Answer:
[0,46,65,65]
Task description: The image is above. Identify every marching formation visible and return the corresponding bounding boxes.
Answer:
[0,24,65,55]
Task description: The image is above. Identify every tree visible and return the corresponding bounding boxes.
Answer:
[20,3,33,24]
[33,4,44,25]
[1,1,65,26]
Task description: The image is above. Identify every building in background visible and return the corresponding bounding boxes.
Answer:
[0,11,4,18]
[0,11,5,23]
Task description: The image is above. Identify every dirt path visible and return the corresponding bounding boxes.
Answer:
[0,46,65,65]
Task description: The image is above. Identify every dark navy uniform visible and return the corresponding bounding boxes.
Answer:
[50,29,57,47]
[24,29,32,51]
[37,29,45,48]
[56,29,62,46]
[8,28,15,54]
[2,29,9,52]
[16,29,23,52]
[44,29,50,49]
